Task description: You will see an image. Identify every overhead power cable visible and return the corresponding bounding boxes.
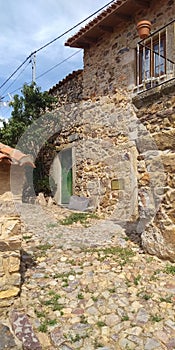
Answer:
[0,0,115,91]
[1,61,31,96]
[36,49,82,80]
[2,49,82,99]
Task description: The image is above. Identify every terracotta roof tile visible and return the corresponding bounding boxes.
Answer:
[0,143,35,167]
[49,70,83,94]
[65,0,128,47]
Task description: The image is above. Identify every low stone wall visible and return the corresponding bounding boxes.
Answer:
[0,207,22,307]
[133,80,175,261]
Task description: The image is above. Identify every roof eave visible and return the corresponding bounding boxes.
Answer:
[65,0,151,48]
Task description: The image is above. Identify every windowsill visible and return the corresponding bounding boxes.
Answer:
[132,77,175,108]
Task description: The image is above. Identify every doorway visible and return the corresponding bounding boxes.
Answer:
[59,148,73,204]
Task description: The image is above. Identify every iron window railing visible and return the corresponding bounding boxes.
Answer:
[134,19,175,93]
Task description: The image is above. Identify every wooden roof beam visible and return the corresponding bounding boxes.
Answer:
[132,0,151,7]
[76,41,90,49]
[99,24,113,33]
[115,13,133,21]
[84,36,98,44]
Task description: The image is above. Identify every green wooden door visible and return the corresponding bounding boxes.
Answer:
[60,148,73,204]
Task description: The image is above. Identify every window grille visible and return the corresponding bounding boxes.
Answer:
[135,20,175,93]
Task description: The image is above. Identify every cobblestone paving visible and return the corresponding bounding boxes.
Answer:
[1,203,175,349]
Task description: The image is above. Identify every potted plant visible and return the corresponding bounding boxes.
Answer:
[136,20,151,39]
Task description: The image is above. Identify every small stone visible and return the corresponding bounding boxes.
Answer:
[86,299,94,308]
[86,306,99,315]
[145,338,161,350]
[0,324,16,350]
[68,275,75,281]
[105,314,120,326]
[32,273,45,278]
[119,337,136,349]
[0,287,19,299]
[166,338,175,349]
[101,326,110,337]
[72,308,84,315]
[60,256,67,262]
[126,326,142,336]
[50,327,65,346]
[155,331,169,344]
[165,319,175,331]
[70,317,80,324]
[10,310,42,350]
[59,344,74,350]
[136,308,149,324]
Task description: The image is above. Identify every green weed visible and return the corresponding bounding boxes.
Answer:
[80,315,88,324]
[164,264,175,275]
[23,235,32,240]
[59,212,99,226]
[151,314,163,322]
[121,315,129,321]
[42,293,63,311]
[77,292,84,299]
[96,321,106,327]
[36,243,53,251]
[134,274,141,286]
[46,222,58,229]
[142,293,152,300]
[159,295,173,303]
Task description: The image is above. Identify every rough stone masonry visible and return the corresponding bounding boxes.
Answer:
[0,203,22,307]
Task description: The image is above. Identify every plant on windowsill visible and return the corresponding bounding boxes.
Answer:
[136,20,151,39]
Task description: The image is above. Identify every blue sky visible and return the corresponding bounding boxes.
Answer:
[0,0,109,120]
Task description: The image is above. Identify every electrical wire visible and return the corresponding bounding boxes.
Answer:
[2,49,82,99]
[0,0,115,91]
[1,61,31,96]
[36,49,82,80]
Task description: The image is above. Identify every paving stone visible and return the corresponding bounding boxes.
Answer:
[165,319,175,331]
[10,310,42,350]
[136,308,149,324]
[166,338,175,350]
[50,326,66,346]
[145,338,162,350]
[2,203,175,350]
[0,323,16,349]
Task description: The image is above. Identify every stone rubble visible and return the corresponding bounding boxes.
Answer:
[0,203,175,349]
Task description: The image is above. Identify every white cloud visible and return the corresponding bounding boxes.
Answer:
[0,0,109,118]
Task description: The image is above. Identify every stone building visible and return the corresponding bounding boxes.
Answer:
[0,143,35,201]
[48,0,175,260]
[0,144,34,306]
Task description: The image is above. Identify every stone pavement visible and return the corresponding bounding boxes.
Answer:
[0,203,175,349]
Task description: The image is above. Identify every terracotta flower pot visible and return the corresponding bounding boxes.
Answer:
[136,20,151,39]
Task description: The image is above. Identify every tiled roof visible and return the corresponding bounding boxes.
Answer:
[0,143,35,167]
[49,70,83,94]
[65,0,129,47]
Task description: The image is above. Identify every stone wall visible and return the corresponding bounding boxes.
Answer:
[0,163,25,201]
[47,0,175,261]
[0,205,22,307]
[0,163,11,195]
[133,80,175,261]
[83,0,174,98]
[49,70,83,107]
[49,90,140,219]
[49,75,175,261]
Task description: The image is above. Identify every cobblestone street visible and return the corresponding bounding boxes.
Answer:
[1,203,175,349]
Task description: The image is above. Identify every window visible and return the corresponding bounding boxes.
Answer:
[138,33,166,85]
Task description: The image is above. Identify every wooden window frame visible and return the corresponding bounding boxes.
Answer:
[138,32,166,84]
